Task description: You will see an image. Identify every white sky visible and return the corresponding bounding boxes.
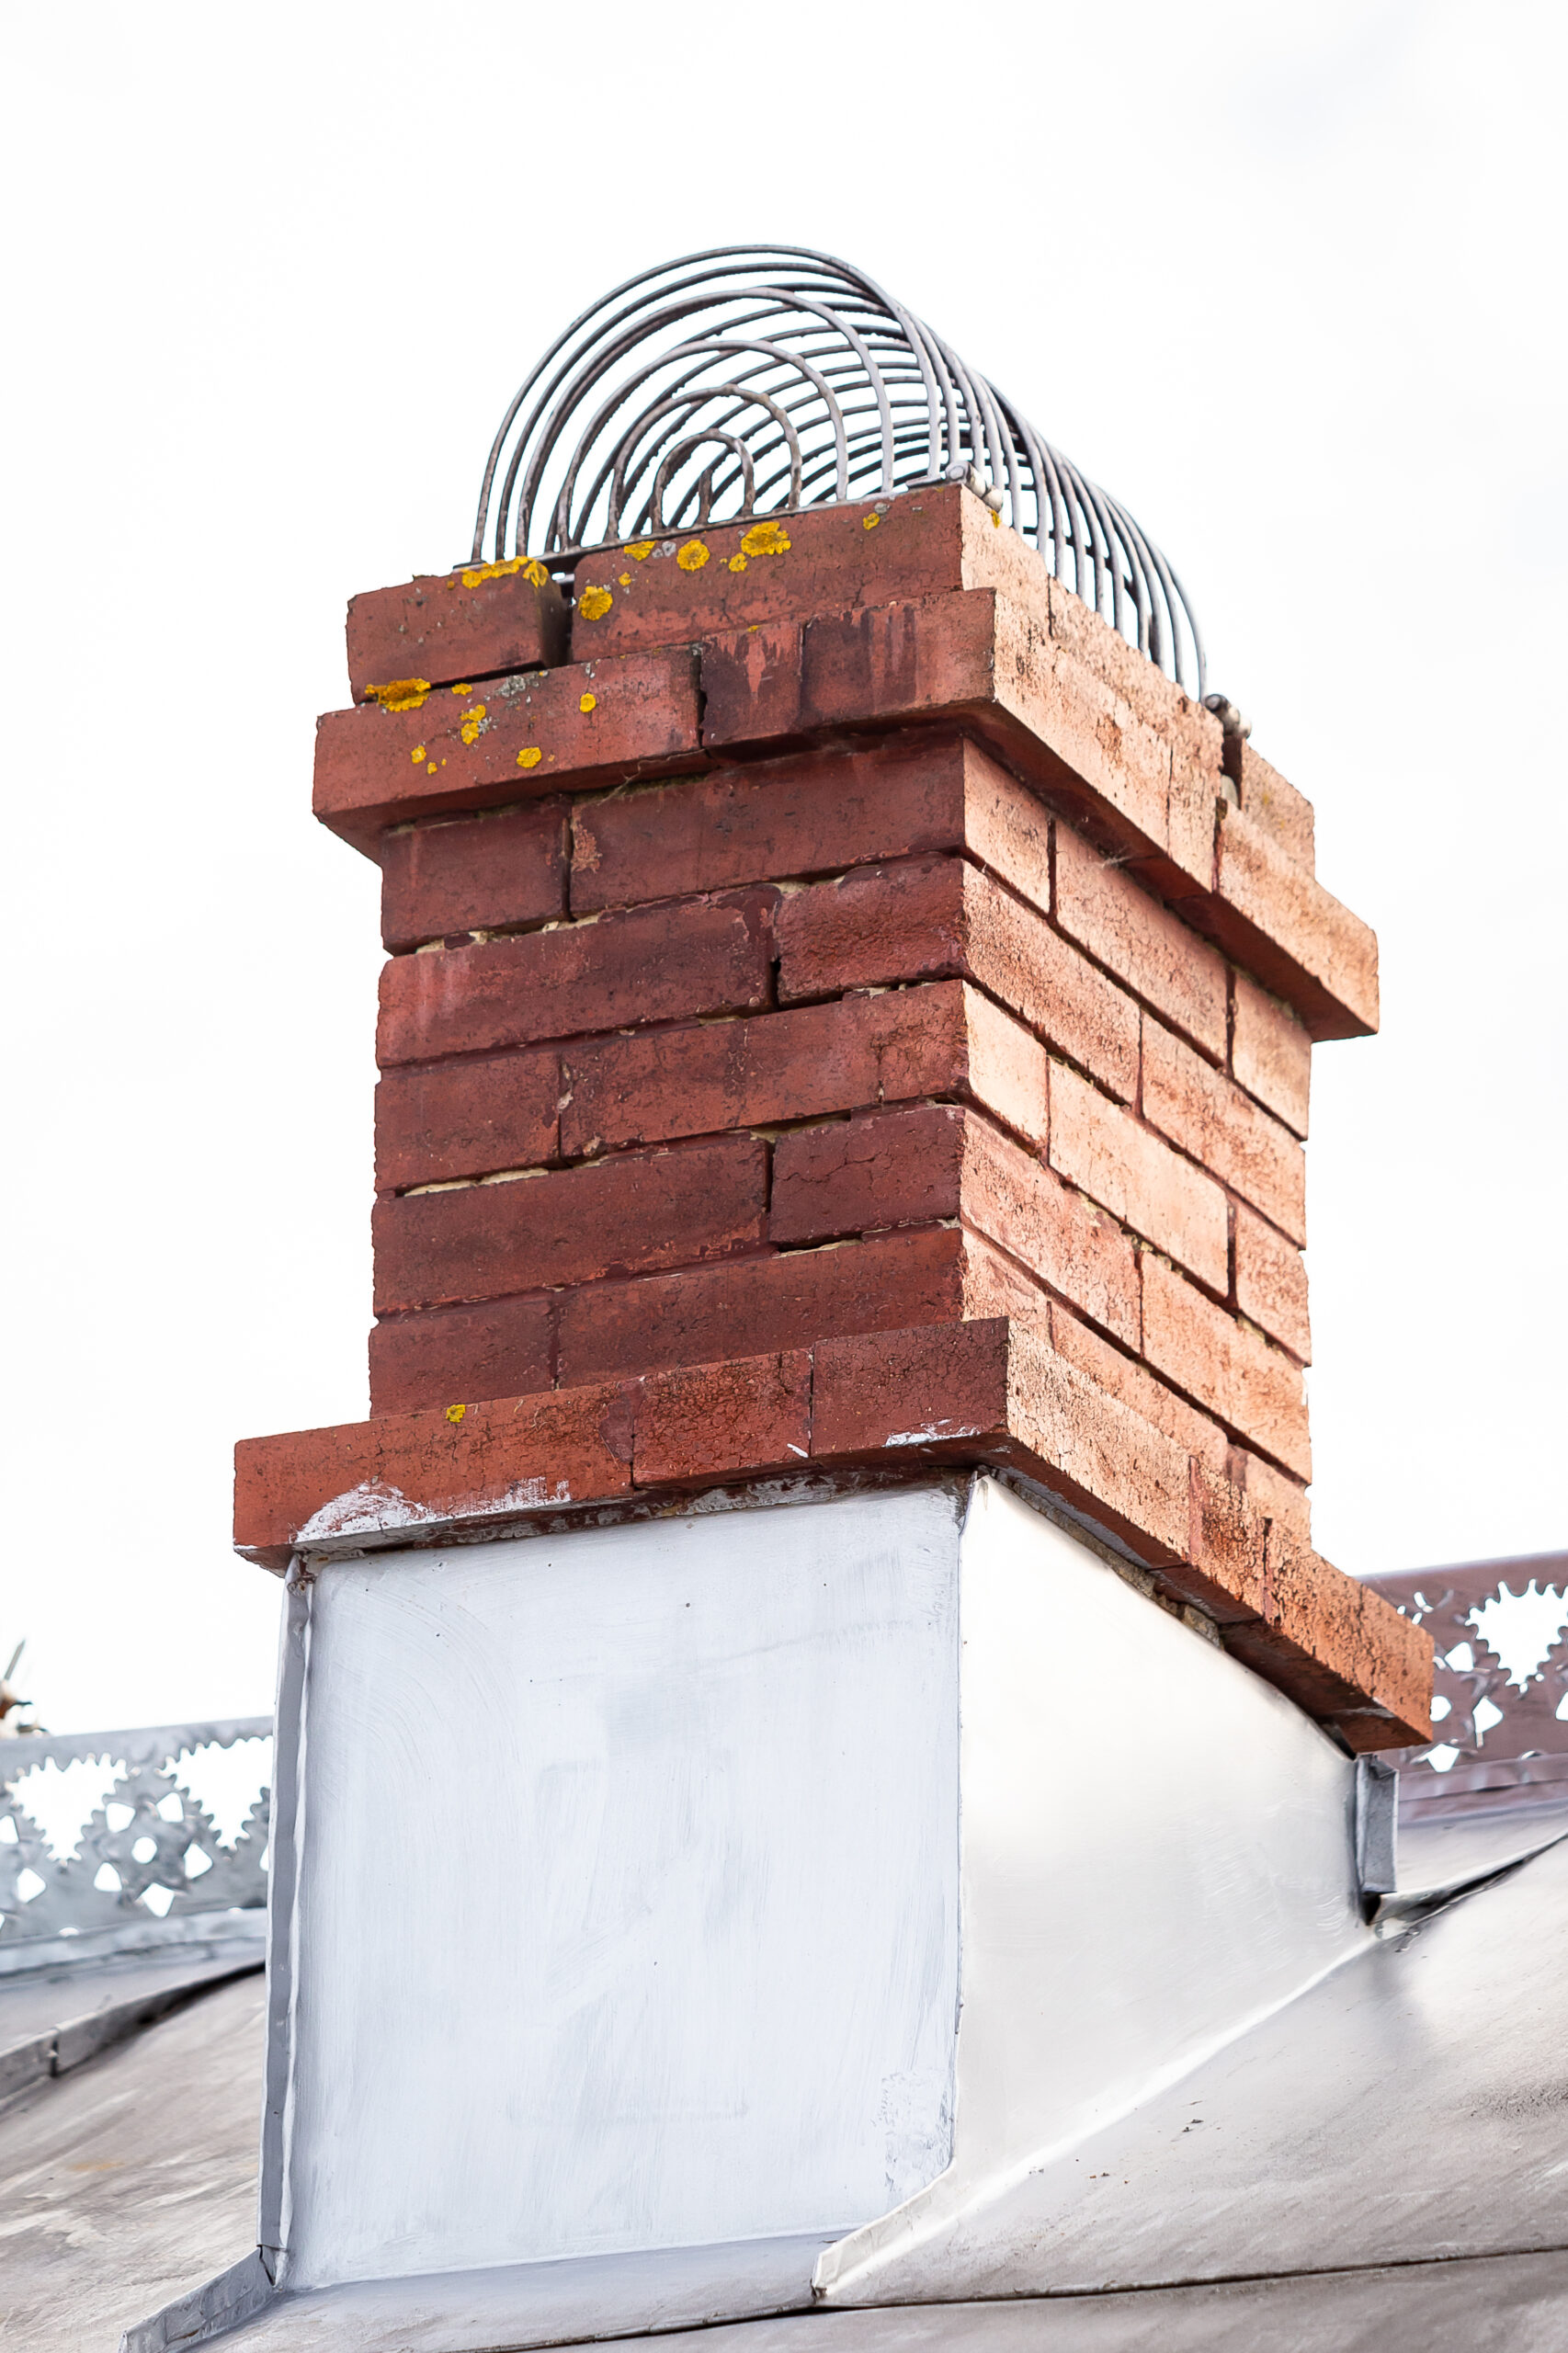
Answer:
[3,2,1562,1732]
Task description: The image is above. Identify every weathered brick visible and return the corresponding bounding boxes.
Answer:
[373,1137,768,1312]
[1234,742,1314,870]
[313,649,702,855]
[568,482,1045,657]
[1227,1526,1431,1748]
[767,1104,1138,1347]
[1048,1057,1229,1291]
[1231,972,1312,1139]
[1142,1254,1311,1480]
[1046,1302,1230,1472]
[381,802,568,949]
[770,1106,965,1244]
[369,1295,553,1416]
[777,856,1139,1101]
[1231,1446,1312,1544]
[556,1223,1024,1386]
[234,1382,633,1573]
[347,561,567,704]
[375,1052,560,1192]
[1142,1015,1307,1244]
[1234,1201,1312,1361]
[1181,1462,1268,1624]
[559,983,1044,1159]
[571,731,1054,920]
[634,1352,812,1485]
[378,891,776,1065]
[1205,802,1377,1040]
[1054,819,1227,1059]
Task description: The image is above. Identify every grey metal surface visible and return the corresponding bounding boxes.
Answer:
[0,1937,265,2101]
[472,246,1205,695]
[0,1970,265,2353]
[1,1717,272,1960]
[824,1832,1568,2307]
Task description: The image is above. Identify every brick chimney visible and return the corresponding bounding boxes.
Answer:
[200,258,1437,2345]
[243,481,1420,1751]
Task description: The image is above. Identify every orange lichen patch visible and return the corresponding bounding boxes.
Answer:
[626,540,655,560]
[451,683,473,697]
[729,553,747,573]
[427,762,438,775]
[862,514,881,531]
[740,519,790,557]
[459,703,487,747]
[517,746,543,769]
[411,745,426,763]
[578,585,613,621]
[579,692,597,713]
[618,572,632,586]
[676,540,710,572]
[445,1403,467,1425]
[455,557,551,590]
[364,678,431,712]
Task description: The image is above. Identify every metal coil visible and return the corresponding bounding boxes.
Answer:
[472,244,1205,698]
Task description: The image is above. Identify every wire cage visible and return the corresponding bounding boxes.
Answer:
[471,244,1205,698]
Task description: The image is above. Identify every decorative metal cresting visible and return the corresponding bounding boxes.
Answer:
[0,1717,272,1954]
[1367,1556,1568,1821]
[472,245,1206,698]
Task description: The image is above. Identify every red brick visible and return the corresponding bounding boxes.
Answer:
[1234,742,1314,870]
[560,983,1044,1159]
[1142,1254,1311,1481]
[1231,972,1312,1139]
[1181,1462,1267,1624]
[1203,802,1378,1040]
[1231,1446,1312,1544]
[1053,819,1227,1059]
[568,483,1045,657]
[234,1382,633,1572]
[313,649,702,856]
[808,1317,1015,1461]
[555,1223,1024,1387]
[1234,1202,1312,1361]
[570,732,1054,921]
[1048,1057,1229,1291]
[347,561,567,703]
[381,803,568,949]
[1227,1527,1431,1747]
[634,1352,812,1485]
[378,891,775,1065]
[777,856,1139,1101]
[375,1052,560,1191]
[960,1113,1141,1345]
[771,1106,965,1244]
[1046,1302,1230,1473]
[373,1136,768,1312]
[369,1295,553,1415]
[1142,1016,1307,1244]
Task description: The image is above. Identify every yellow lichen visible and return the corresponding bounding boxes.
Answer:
[427,762,438,775]
[992,508,1001,527]
[451,683,473,697]
[456,557,551,591]
[411,745,426,763]
[517,746,543,768]
[578,584,613,621]
[626,540,655,560]
[676,540,710,572]
[729,553,747,573]
[862,514,881,531]
[364,678,431,712]
[445,1403,467,1425]
[618,572,632,587]
[579,692,597,713]
[740,519,790,557]
[459,703,487,747]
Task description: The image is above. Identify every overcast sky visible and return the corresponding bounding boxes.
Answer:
[4,2,1562,1732]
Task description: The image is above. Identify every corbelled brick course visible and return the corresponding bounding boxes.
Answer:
[242,476,1426,1751]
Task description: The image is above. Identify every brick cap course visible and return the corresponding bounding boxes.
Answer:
[235,1317,1429,1748]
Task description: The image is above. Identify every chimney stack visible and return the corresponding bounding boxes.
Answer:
[206,252,1431,2351]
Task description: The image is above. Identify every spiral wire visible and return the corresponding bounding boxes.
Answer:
[472,245,1205,699]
